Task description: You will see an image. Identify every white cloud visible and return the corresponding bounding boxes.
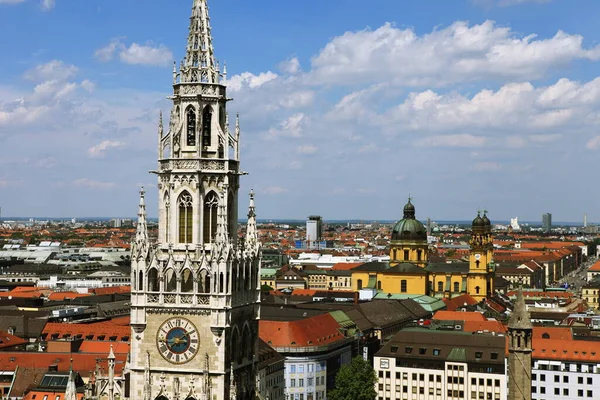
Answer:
[471,162,502,171]
[265,113,306,138]
[88,140,125,158]
[586,136,600,150]
[95,38,123,62]
[310,21,600,86]
[73,178,116,189]
[23,60,77,82]
[95,39,173,67]
[227,71,278,92]
[279,57,301,75]
[41,0,54,10]
[260,186,288,195]
[415,134,487,148]
[297,145,317,154]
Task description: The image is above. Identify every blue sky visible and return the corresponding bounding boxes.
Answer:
[1,0,600,223]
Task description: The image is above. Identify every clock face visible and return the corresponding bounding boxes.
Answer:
[475,254,481,260]
[156,317,199,364]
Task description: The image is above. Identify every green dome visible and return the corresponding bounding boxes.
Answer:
[482,213,491,226]
[392,199,427,241]
[472,213,485,228]
[392,218,427,241]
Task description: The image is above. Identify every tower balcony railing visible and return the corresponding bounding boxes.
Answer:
[158,158,239,174]
[133,291,233,308]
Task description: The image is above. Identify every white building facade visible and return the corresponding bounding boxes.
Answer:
[374,329,507,400]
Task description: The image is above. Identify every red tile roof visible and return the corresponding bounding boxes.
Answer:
[0,352,127,377]
[331,262,362,271]
[91,286,130,296]
[47,292,92,301]
[589,260,600,272]
[534,338,600,362]
[78,341,130,354]
[23,391,85,400]
[0,330,28,349]
[442,294,479,311]
[432,311,486,322]
[42,323,130,341]
[259,313,345,348]
[463,320,506,334]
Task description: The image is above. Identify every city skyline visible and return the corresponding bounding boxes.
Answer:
[2,0,600,221]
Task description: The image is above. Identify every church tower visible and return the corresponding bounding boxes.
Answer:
[129,1,261,399]
[507,286,532,400]
[467,211,494,301]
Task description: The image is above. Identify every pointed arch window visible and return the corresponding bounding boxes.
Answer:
[202,106,212,146]
[203,192,219,243]
[178,192,193,244]
[186,107,196,147]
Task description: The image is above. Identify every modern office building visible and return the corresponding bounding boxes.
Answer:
[542,213,552,234]
[306,216,324,249]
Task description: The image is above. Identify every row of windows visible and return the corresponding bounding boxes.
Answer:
[288,392,324,400]
[288,363,325,373]
[532,387,593,397]
[377,371,500,387]
[290,377,325,387]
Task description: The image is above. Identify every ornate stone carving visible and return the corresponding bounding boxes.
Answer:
[181,294,193,304]
[197,295,210,305]
[201,160,225,171]
[164,294,176,304]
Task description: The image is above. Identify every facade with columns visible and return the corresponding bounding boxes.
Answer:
[127,1,261,400]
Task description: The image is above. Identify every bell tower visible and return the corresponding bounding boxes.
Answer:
[507,286,532,400]
[129,1,261,399]
[467,211,494,300]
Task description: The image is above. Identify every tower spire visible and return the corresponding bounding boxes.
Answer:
[183,0,218,84]
[64,359,77,400]
[134,187,149,259]
[245,190,259,255]
[509,285,532,329]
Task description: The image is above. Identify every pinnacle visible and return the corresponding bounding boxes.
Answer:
[509,285,533,330]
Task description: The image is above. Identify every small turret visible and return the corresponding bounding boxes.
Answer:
[244,190,259,255]
[134,187,149,259]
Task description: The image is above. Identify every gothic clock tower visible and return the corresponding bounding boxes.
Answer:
[129,1,261,399]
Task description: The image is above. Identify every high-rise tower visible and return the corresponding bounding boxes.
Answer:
[507,286,532,400]
[129,1,261,399]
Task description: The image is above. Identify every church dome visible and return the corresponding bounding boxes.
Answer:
[391,199,427,241]
[482,213,491,227]
[472,213,485,228]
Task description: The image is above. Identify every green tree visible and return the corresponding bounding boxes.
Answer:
[328,356,377,400]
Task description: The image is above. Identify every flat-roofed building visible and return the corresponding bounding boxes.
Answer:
[374,327,507,400]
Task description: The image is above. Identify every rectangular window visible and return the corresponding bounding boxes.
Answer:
[299,379,304,387]
[579,389,584,397]
[433,348,441,356]
[401,280,408,293]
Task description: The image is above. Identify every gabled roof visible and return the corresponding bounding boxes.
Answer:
[259,313,346,348]
[0,330,28,349]
[433,310,486,322]
[352,261,388,272]
[442,294,478,311]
